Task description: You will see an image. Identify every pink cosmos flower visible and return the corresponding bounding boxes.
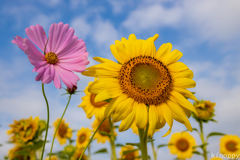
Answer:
[12,22,89,89]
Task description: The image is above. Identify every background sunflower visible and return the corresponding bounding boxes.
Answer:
[220,135,240,158]
[53,118,72,145]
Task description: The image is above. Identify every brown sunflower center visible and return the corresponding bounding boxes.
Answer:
[90,94,108,108]
[98,120,111,135]
[118,55,173,105]
[125,152,135,160]
[79,134,86,143]
[58,124,67,138]
[45,52,58,64]
[226,141,237,152]
[176,139,189,152]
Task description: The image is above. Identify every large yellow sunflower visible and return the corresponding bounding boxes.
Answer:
[92,118,117,143]
[53,118,72,145]
[131,121,159,137]
[7,116,39,143]
[119,145,140,160]
[82,34,197,136]
[79,79,108,121]
[168,132,196,159]
[76,127,91,149]
[220,135,240,158]
[193,100,216,121]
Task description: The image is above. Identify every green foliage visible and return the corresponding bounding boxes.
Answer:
[192,151,203,155]
[126,142,141,149]
[157,144,172,149]
[93,148,108,154]
[122,149,139,156]
[207,132,225,139]
[193,143,209,149]
[116,143,124,147]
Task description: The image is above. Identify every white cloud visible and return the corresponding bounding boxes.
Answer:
[38,0,62,7]
[122,0,240,43]
[70,0,88,9]
[92,20,118,51]
[70,16,92,39]
[29,13,60,29]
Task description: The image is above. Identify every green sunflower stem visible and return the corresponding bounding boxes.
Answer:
[49,95,72,160]
[109,117,117,160]
[40,83,50,160]
[199,121,208,160]
[79,118,106,160]
[138,123,149,160]
[150,140,157,160]
[88,145,91,160]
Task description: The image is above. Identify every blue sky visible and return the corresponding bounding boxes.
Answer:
[1,0,240,159]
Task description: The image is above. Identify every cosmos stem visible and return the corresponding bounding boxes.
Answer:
[109,117,117,160]
[150,140,157,160]
[40,83,50,160]
[79,118,106,160]
[48,95,72,160]
[138,122,149,160]
[199,121,208,160]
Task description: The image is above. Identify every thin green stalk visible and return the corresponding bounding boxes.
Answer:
[79,118,106,160]
[138,123,149,160]
[88,145,91,160]
[40,83,50,160]
[109,117,117,160]
[150,140,157,160]
[199,121,208,160]
[49,95,72,160]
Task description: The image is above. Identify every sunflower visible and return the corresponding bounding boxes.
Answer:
[119,145,140,160]
[79,79,108,121]
[46,155,58,160]
[92,118,117,143]
[8,146,34,160]
[53,118,72,145]
[220,135,240,159]
[168,132,196,159]
[71,148,88,160]
[7,116,39,143]
[76,127,91,149]
[193,100,216,121]
[82,34,197,137]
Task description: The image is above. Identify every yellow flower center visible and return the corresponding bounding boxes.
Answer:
[79,134,86,143]
[226,141,237,152]
[90,94,108,108]
[118,55,173,105]
[58,124,67,138]
[176,139,189,152]
[125,152,135,160]
[98,120,111,135]
[45,52,58,64]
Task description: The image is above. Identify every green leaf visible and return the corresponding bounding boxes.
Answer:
[157,144,172,149]
[209,119,218,123]
[192,151,202,155]
[207,132,225,139]
[126,143,141,149]
[193,143,209,149]
[15,150,31,156]
[99,131,111,137]
[116,143,124,147]
[122,149,139,156]
[147,139,155,143]
[114,125,119,128]
[94,148,108,154]
[0,144,2,147]
[32,140,44,150]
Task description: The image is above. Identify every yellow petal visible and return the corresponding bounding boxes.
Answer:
[148,105,159,137]
[104,95,127,118]
[119,107,136,132]
[171,70,194,79]
[173,87,198,101]
[160,103,173,129]
[156,43,172,59]
[135,102,148,129]
[168,62,189,72]
[161,49,183,66]
[89,78,119,94]
[95,88,122,102]
[167,100,192,131]
[170,91,197,115]
[81,69,118,78]
[162,128,172,137]
[128,34,137,41]
[156,106,166,129]
[174,78,196,88]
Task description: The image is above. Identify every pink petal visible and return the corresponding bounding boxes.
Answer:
[12,36,28,52]
[53,66,61,89]
[41,64,52,84]
[25,24,47,52]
